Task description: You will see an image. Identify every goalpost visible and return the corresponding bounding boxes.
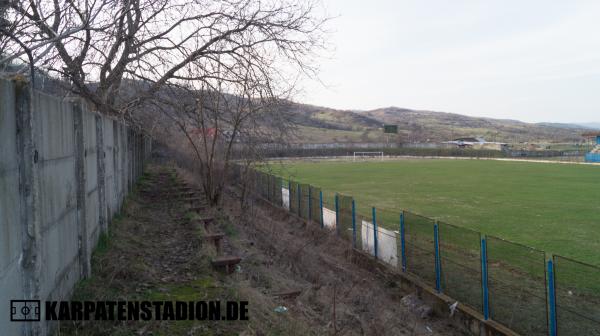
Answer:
[353,151,384,161]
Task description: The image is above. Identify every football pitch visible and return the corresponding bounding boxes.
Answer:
[270,158,600,266]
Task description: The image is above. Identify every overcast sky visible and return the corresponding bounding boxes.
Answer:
[300,0,600,123]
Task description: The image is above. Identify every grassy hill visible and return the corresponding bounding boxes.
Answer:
[30,69,588,144]
[290,104,590,144]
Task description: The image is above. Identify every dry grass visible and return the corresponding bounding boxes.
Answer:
[60,163,465,335]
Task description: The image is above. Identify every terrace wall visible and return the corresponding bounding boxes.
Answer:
[0,78,151,336]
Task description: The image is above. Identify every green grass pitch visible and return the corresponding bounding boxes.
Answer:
[271,159,600,266]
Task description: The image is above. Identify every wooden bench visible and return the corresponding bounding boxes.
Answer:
[211,256,242,273]
[203,233,225,253]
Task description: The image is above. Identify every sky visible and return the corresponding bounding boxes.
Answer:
[299,0,600,123]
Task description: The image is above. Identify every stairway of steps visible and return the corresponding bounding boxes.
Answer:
[165,169,242,274]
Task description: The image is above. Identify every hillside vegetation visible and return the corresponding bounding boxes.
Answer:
[289,104,591,144]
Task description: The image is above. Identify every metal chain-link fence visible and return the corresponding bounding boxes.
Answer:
[486,236,548,336]
[309,185,322,226]
[244,166,600,336]
[438,222,482,311]
[289,181,298,215]
[270,175,282,206]
[553,255,600,336]
[299,183,311,220]
[373,208,400,267]
[404,211,437,287]
[337,194,353,241]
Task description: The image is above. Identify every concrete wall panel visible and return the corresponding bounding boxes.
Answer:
[0,78,24,336]
[83,109,100,264]
[360,221,398,266]
[0,79,21,272]
[103,118,116,219]
[0,78,151,335]
[323,207,336,229]
[38,209,80,301]
[282,187,290,209]
[32,93,80,305]
[112,121,122,209]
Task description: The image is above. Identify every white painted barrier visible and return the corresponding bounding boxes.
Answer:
[361,220,376,256]
[323,207,337,229]
[282,187,290,209]
[378,227,399,267]
[280,191,398,266]
[361,220,398,267]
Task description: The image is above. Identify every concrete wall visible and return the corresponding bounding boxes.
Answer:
[282,188,289,209]
[33,91,81,328]
[278,184,402,267]
[0,77,25,336]
[0,78,151,336]
[322,207,336,229]
[361,221,398,267]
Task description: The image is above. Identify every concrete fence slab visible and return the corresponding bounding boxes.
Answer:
[0,78,152,336]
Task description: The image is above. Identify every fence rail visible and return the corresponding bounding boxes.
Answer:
[236,166,600,336]
[585,153,600,163]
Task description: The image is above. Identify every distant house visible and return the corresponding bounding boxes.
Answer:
[582,132,600,145]
[452,137,482,143]
[582,132,600,162]
[442,137,508,151]
[189,127,218,138]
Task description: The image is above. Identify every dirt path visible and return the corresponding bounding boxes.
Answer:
[61,163,466,335]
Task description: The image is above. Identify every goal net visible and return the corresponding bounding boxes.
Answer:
[353,151,384,161]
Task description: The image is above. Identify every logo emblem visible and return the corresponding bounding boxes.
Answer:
[10,300,41,321]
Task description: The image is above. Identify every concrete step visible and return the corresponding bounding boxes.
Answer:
[203,233,225,253]
[211,256,241,273]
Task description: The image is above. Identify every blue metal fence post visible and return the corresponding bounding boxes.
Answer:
[400,211,407,272]
[268,174,272,200]
[372,207,378,259]
[434,222,442,293]
[351,200,357,248]
[548,259,558,336]
[308,187,312,221]
[481,237,490,320]
[335,194,339,235]
[297,184,301,216]
[319,191,324,229]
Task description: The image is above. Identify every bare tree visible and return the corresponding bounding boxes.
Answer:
[3,0,327,121]
[154,56,294,206]
[3,0,327,206]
